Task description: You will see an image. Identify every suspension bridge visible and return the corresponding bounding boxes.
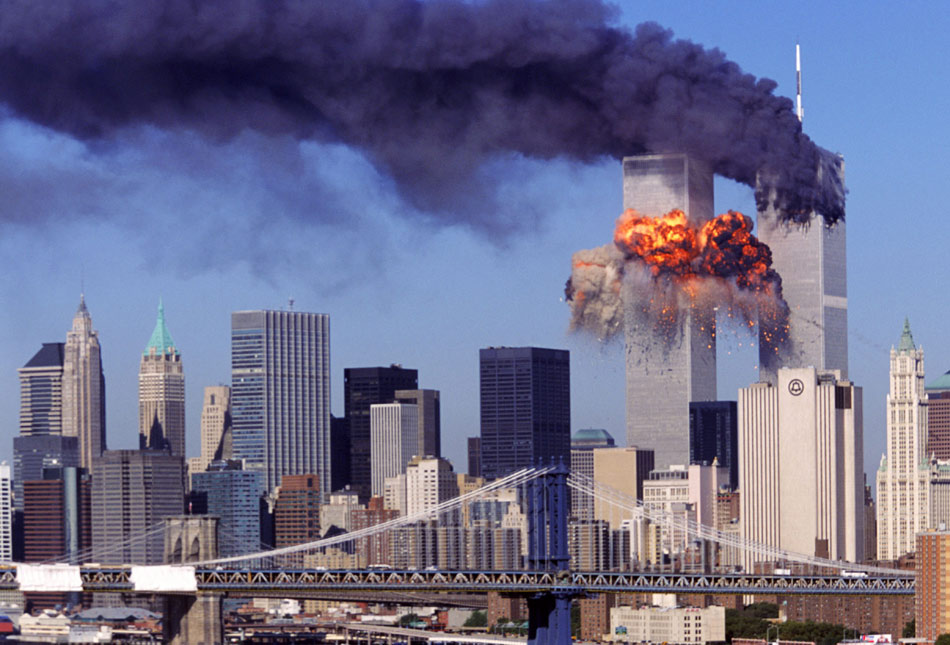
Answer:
[9,464,914,644]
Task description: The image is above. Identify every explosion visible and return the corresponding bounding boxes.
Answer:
[567,208,790,364]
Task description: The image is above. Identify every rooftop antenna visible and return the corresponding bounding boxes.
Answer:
[288,297,295,311]
[796,41,803,123]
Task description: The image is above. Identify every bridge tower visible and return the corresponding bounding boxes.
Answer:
[525,461,577,645]
[162,515,223,645]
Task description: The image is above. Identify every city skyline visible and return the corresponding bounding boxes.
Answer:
[3,3,950,487]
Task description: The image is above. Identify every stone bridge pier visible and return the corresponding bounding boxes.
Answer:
[162,515,222,645]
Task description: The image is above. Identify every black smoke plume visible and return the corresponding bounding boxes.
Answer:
[0,0,843,227]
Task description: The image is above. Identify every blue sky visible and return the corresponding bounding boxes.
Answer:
[2,1,949,489]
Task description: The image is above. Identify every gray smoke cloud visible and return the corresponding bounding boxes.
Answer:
[0,0,844,229]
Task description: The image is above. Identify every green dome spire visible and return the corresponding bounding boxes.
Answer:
[897,317,915,353]
[144,298,179,356]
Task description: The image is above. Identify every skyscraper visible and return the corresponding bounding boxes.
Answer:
[188,386,232,476]
[756,155,848,383]
[138,301,185,456]
[18,343,65,437]
[876,319,930,561]
[395,389,441,459]
[191,462,264,557]
[231,310,331,494]
[370,402,419,497]
[739,367,863,565]
[622,154,716,469]
[926,371,950,460]
[570,429,616,521]
[688,401,739,491]
[479,346,570,480]
[62,296,106,471]
[344,366,418,500]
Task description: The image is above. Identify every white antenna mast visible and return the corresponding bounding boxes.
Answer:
[796,42,803,123]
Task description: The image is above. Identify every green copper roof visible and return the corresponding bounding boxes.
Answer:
[144,299,179,356]
[927,370,950,392]
[897,317,915,353]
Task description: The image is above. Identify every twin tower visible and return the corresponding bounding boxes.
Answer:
[622,153,848,469]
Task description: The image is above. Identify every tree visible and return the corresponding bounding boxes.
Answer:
[398,613,421,627]
[934,634,950,645]
[903,620,916,638]
[464,611,487,628]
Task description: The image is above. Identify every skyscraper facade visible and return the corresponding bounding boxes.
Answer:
[62,296,106,471]
[876,320,930,561]
[926,371,950,460]
[138,301,185,456]
[0,464,11,563]
[688,401,738,491]
[344,366,418,500]
[12,435,78,513]
[18,343,65,437]
[231,310,331,494]
[478,347,571,481]
[756,155,848,383]
[395,389,441,459]
[90,449,185,565]
[370,402,419,497]
[739,368,863,565]
[191,463,263,557]
[622,154,716,469]
[570,429,616,521]
[273,474,321,549]
[188,386,232,476]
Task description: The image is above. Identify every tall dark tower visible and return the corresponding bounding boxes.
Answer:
[343,365,418,500]
[479,347,570,481]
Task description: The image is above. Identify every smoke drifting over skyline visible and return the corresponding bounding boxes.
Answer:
[0,0,843,230]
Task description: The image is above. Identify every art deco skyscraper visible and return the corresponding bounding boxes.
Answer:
[231,310,330,494]
[138,301,185,456]
[756,155,848,382]
[876,319,930,560]
[622,154,716,469]
[62,296,106,471]
[188,386,232,475]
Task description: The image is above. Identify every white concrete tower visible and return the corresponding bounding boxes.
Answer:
[876,319,930,560]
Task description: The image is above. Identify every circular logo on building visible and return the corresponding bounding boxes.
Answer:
[788,378,805,396]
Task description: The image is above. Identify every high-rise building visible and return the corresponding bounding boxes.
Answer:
[231,310,331,494]
[191,462,264,557]
[739,368,863,565]
[12,434,79,513]
[756,154,848,383]
[406,456,458,516]
[62,296,106,471]
[370,403,419,497]
[570,429,616,521]
[622,154,716,469]
[188,386,232,476]
[18,343,65,437]
[351,497,399,566]
[877,319,930,561]
[0,464,11,563]
[90,449,185,565]
[344,366,418,500]
[394,389,441,459]
[916,529,950,641]
[273,474,321,549]
[329,415,350,492]
[138,301,185,456]
[926,371,950,460]
[467,437,482,478]
[591,447,654,530]
[479,347,570,480]
[689,401,738,491]
[22,466,89,564]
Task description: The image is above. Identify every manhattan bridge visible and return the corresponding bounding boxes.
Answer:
[9,464,913,644]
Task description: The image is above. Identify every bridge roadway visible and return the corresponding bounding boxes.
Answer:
[31,567,913,596]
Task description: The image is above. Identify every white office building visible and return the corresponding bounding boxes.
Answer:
[370,403,419,497]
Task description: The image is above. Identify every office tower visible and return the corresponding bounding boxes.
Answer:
[320,489,362,534]
[406,456,458,516]
[90,449,185,565]
[0,465,10,563]
[739,367,863,565]
[273,474,321,548]
[917,530,950,640]
[329,416,350,492]
[22,466,88,563]
[570,428,616,521]
[756,155,848,383]
[467,437,482,477]
[395,389,441,459]
[591,447,654,530]
[138,301,185,455]
[232,310,331,494]
[344,366,418,500]
[622,154,716,469]
[479,347,571,480]
[191,462,265,557]
[62,296,106,471]
[689,401,739,491]
[18,343,65,437]
[12,435,79,513]
[876,320,930,561]
[370,402,419,497]
[188,386,232,476]
[927,370,950,459]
